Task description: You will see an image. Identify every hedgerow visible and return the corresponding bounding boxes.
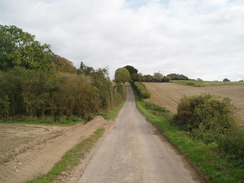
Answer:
[133,82,151,99]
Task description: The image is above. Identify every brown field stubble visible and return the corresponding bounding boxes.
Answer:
[144,83,244,126]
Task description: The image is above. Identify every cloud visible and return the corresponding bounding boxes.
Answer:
[0,0,244,81]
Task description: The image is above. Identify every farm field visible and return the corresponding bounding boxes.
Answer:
[0,116,110,183]
[144,83,244,126]
[171,80,244,87]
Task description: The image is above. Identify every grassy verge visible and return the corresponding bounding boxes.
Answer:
[26,128,105,183]
[135,94,244,183]
[171,80,244,87]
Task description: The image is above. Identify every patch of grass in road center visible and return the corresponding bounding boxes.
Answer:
[26,128,105,183]
[134,94,244,183]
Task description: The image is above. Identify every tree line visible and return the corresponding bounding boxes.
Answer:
[123,65,189,82]
[0,25,125,120]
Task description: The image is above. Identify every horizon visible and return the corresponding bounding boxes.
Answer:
[1,0,244,81]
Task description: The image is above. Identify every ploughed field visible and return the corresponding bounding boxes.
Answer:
[0,116,109,183]
[144,83,244,126]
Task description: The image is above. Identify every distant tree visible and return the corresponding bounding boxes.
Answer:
[131,73,140,82]
[0,25,54,72]
[143,74,154,82]
[162,76,170,82]
[223,78,230,82]
[153,72,163,82]
[124,65,138,76]
[167,73,189,80]
[197,78,203,81]
[179,74,189,80]
[131,73,144,82]
[53,55,76,73]
[115,68,130,83]
[167,73,178,80]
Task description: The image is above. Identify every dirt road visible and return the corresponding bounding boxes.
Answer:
[76,84,204,183]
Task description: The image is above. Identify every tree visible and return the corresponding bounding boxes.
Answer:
[77,61,94,75]
[143,74,154,82]
[223,78,230,82]
[162,76,170,82]
[54,55,76,73]
[91,68,112,110]
[115,68,130,83]
[153,72,163,82]
[124,65,138,76]
[0,25,54,72]
[167,73,189,80]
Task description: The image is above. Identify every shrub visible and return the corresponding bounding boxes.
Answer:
[174,94,244,160]
[140,89,151,99]
[117,82,126,98]
[133,82,151,99]
[218,129,244,161]
[174,94,237,133]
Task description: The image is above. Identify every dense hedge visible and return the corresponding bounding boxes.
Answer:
[174,94,244,160]
[0,67,124,119]
[174,94,236,133]
[133,82,151,99]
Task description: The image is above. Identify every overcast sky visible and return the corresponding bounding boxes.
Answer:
[0,0,244,81]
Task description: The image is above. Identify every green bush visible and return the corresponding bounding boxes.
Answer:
[140,89,151,99]
[174,94,236,133]
[174,94,244,161]
[133,82,151,99]
[117,82,126,98]
[218,129,244,161]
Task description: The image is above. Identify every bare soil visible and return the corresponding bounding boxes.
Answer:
[0,116,112,183]
[145,83,244,126]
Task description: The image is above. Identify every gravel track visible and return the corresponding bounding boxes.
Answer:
[76,84,204,183]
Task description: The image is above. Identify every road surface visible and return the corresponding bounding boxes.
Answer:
[77,84,204,183]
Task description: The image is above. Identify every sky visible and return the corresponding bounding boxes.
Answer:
[0,0,244,81]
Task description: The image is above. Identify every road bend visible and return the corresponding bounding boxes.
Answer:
[77,83,203,183]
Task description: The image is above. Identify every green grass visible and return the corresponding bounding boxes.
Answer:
[135,94,244,183]
[171,80,244,87]
[99,100,125,120]
[26,128,105,183]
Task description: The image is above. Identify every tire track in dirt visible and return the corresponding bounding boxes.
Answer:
[0,124,65,164]
[0,116,111,183]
